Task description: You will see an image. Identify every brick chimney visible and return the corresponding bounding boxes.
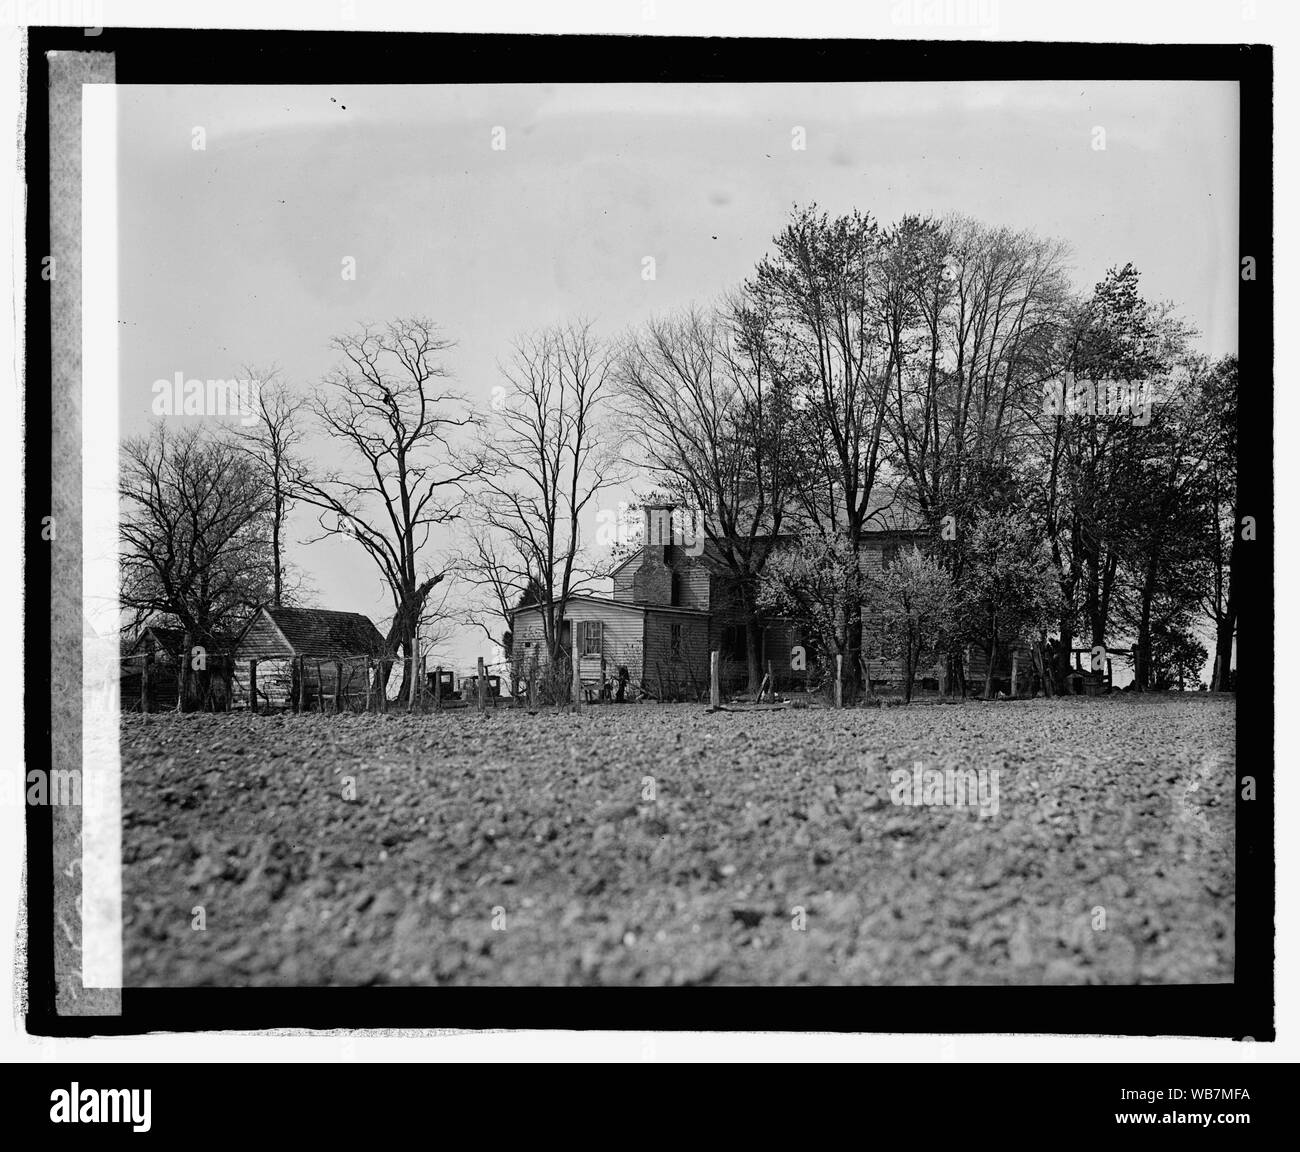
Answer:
[631,504,674,606]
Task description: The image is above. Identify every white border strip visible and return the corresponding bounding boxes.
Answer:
[80,81,121,990]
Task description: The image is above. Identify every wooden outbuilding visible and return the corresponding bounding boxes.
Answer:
[232,606,386,710]
[121,624,238,711]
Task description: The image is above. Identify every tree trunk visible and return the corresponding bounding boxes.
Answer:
[983,622,997,699]
[1134,556,1159,691]
[845,601,864,703]
[1211,542,1238,691]
[272,485,283,609]
[1211,617,1235,691]
[744,617,763,694]
[1056,616,1075,688]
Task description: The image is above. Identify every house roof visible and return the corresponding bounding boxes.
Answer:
[512,593,711,619]
[137,626,186,655]
[130,624,242,655]
[254,607,386,656]
[607,497,927,580]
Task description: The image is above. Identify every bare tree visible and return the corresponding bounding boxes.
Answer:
[294,317,478,691]
[615,302,792,691]
[119,422,273,643]
[234,365,308,608]
[461,321,622,667]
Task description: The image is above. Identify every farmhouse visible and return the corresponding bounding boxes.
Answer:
[232,606,386,709]
[510,503,971,697]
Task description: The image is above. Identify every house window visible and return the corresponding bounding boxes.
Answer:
[578,620,603,656]
[670,623,682,656]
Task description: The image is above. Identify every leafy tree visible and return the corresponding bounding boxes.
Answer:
[745,205,895,694]
[875,545,956,702]
[882,215,1070,691]
[756,525,871,676]
[1194,354,1238,690]
[1030,263,1195,684]
[1118,353,1218,690]
[1148,618,1209,691]
[958,509,1060,697]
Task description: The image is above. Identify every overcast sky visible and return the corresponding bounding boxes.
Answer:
[116,81,1239,673]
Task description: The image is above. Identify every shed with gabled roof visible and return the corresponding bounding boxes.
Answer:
[232,606,387,709]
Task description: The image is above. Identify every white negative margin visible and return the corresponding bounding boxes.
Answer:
[80,81,121,991]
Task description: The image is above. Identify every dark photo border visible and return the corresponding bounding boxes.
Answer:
[22,28,1273,1038]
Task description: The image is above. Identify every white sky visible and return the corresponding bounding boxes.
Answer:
[115,81,1239,673]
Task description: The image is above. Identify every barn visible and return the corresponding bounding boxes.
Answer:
[231,606,387,710]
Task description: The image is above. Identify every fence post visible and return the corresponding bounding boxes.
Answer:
[600,653,607,704]
[335,660,345,713]
[570,652,582,713]
[1036,642,1053,698]
[297,655,308,713]
[434,665,443,711]
[710,650,720,709]
[141,658,151,714]
[478,656,488,713]
[379,659,389,713]
[178,632,192,712]
[835,654,843,709]
[529,648,538,710]
[249,659,258,714]
[1011,652,1019,699]
[766,659,773,703]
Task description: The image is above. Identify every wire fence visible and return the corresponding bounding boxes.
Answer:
[117,648,736,716]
